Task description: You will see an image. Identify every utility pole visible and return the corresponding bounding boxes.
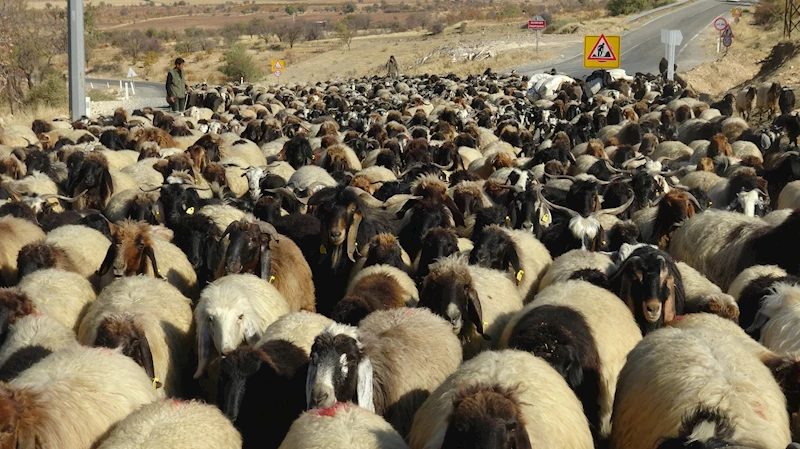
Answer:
[68,0,86,121]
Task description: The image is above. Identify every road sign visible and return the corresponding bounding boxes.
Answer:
[714,17,728,31]
[126,67,137,78]
[274,70,282,77]
[722,36,733,47]
[271,59,285,73]
[528,16,546,30]
[661,30,682,81]
[584,34,620,69]
[721,25,734,37]
[660,29,683,45]
[732,7,742,17]
[734,17,740,23]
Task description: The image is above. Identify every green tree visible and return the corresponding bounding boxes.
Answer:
[285,4,297,14]
[607,0,649,15]
[335,21,354,50]
[343,1,356,13]
[219,44,264,81]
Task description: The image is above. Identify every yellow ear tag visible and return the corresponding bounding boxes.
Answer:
[320,244,327,255]
[186,207,195,215]
[516,270,524,282]
[541,213,550,223]
[269,275,276,283]
[708,202,712,206]
[155,211,161,219]
[483,321,489,328]
[152,377,161,389]
[505,216,511,224]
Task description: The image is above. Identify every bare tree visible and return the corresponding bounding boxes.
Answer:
[276,21,304,48]
[335,21,354,51]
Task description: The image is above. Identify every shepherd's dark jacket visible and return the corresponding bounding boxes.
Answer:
[166,67,186,101]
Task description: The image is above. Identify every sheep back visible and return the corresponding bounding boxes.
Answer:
[0,216,45,286]
[676,262,739,320]
[45,224,112,280]
[409,349,593,449]
[258,311,332,354]
[96,399,242,449]
[0,313,78,379]
[270,233,316,312]
[17,268,96,332]
[536,249,615,294]
[278,402,408,449]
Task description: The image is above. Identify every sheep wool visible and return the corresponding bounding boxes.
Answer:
[17,268,96,332]
[96,399,242,449]
[0,216,46,286]
[279,403,408,449]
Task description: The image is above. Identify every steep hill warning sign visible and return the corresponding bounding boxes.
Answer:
[584,34,621,69]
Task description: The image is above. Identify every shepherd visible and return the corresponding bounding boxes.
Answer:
[386,55,399,80]
[166,57,192,112]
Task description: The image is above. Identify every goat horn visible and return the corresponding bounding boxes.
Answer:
[684,191,703,209]
[345,186,385,208]
[140,185,167,192]
[432,161,454,170]
[39,190,88,203]
[535,186,580,218]
[598,195,635,217]
[544,172,576,181]
[604,159,635,174]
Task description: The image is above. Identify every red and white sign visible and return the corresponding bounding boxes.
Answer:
[714,17,728,31]
[528,20,546,30]
[274,70,282,77]
[586,34,617,62]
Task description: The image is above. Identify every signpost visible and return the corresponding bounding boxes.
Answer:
[68,0,87,120]
[660,29,682,81]
[714,17,729,31]
[732,7,742,18]
[271,59,285,78]
[583,34,621,69]
[528,16,546,56]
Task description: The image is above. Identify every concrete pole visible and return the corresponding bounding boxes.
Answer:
[68,0,87,120]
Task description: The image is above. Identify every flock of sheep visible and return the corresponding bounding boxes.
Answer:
[0,66,800,449]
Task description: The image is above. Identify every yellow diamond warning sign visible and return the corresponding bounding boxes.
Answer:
[271,59,285,73]
[583,34,621,69]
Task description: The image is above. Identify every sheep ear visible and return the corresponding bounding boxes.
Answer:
[243,318,260,346]
[664,275,676,323]
[346,211,363,263]
[144,246,162,279]
[514,422,533,449]
[97,244,116,276]
[305,360,317,410]
[467,288,485,337]
[193,319,211,379]
[16,427,36,449]
[356,356,375,413]
[260,242,272,281]
[747,309,771,335]
[444,195,466,227]
[506,246,522,285]
[136,333,158,387]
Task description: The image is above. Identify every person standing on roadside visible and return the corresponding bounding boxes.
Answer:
[386,55,399,80]
[166,57,191,112]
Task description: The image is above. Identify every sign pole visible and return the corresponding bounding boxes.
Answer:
[68,0,87,121]
[536,30,539,56]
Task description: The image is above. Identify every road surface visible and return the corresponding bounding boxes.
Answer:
[512,0,755,79]
[86,77,167,101]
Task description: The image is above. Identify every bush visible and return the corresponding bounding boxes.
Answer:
[219,44,264,81]
[343,1,356,13]
[87,88,117,101]
[26,73,68,107]
[607,0,649,15]
[406,12,429,29]
[428,20,445,34]
[754,0,785,26]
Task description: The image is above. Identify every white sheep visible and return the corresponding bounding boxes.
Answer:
[17,268,96,331]
[0,345,160,449]
[409,349,594,449]
[610,326,791,448]
[676,262,739,321]
[96,399,242,449]
[0,313,78,379]
[78,276,193,397]
[278,403,409,449]
[0,215,45,286]
[44,224,112,282]
[537,249,616,293]
[499,280,641,439]
[258,311,333,354]
[193,273,291,379]
[728,265,788,301]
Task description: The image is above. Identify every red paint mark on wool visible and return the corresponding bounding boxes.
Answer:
[312,402,348,417]
[172,400,182,407]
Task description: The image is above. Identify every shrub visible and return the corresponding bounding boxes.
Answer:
[26,73,68,107]
[87,89,117,101]
[607,0,649,15]
[343,1,356,13]
[428,20,445,34]
[219,44,264,81]
[754,0,785,26]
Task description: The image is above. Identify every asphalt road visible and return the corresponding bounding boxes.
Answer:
[512,0,755,79]
[86,77,166,99]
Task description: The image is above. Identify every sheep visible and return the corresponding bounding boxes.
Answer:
[409,349,594,449]
[35,224,112,285]
[0,216,45,286]
[306,308,462,437]
[278,402,409,449]
[746,282,800,356]
[103,189,164,224]
[633,189,703,249]
[77,276,193,397]
[17,268,96,331]
[198,204,247,234]
[536,249,616,293]
[778,180,800,210]
[468,225,553,297]
[216,218,316,313]
[611,245,685,335]
[706,171,770,217]
[610,326,792,449]
[757,81,782,119]
[419,254,524,359]
[258,311,333,354]
[347,233,413,284]
[193,273,291,380]
[780,87,796,115]
[736,87,757,121]
[332,264,419,326]
[499,280,641,440]
[0,313,78,381]
[66,152,138,210]
[96,399,242,449]
[0,345,160,449]
[676,262,739,321]
[96,220,198,299]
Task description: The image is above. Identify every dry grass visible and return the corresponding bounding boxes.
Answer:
[0,105,70,128]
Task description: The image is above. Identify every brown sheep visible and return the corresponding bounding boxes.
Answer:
[707,134,733,159]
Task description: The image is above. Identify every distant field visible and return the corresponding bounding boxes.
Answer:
[28,0,412,8]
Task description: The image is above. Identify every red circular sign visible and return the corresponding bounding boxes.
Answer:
[714,17,728,31]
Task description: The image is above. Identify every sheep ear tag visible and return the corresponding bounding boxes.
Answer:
[516,270,525,282]
[319,244,328,255]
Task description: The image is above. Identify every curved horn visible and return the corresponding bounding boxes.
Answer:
[598,195,635,216]
[684,190,703,209]
[38,189,88,203]
[432,160,454,170]
[544,172,576,181]
[535,186,580,218]
[345,186,385,208]
[604,159,635,174]
[140,184,167,192]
